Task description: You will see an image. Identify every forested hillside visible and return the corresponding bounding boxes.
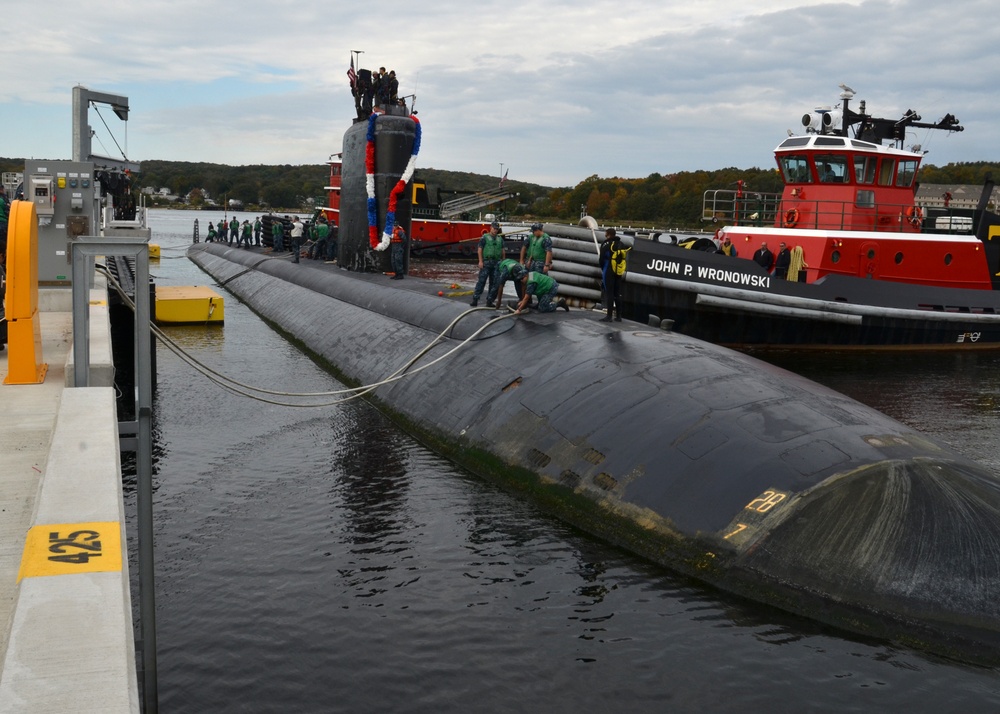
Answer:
[2,157,999,228]
[137,160,328,208]
[534,161,1000,227]
[915,162,1000,186]
[538,168,784,227]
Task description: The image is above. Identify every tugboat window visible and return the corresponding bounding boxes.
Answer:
[896,160,918,187]
[878,159,896,186]
[856,190,875,208]
[831,250,841,263]
[780,156,812,183]
[867,248,876,259]
[895,252,903,264]
[816,155,848,183]
[945,253,953,266]
[854,155,877,184]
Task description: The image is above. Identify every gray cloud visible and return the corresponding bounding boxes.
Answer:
[2,0,997,185]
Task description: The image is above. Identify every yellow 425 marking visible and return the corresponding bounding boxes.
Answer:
[17,522,122,582]
[745,490,787,513]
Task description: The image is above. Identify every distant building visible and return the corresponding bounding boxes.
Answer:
[916,183,1000,211]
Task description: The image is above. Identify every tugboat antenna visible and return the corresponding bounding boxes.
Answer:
[833,86,963,147]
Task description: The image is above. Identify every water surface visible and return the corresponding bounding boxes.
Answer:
[137,210,1000,712]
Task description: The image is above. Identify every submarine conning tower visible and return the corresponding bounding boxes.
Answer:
[340,112,418,274]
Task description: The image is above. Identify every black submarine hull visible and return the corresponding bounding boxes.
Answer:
[190,242,1000,661]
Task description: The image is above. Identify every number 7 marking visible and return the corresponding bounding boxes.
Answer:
[724,523,748,540]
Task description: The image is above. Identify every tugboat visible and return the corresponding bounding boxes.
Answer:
[324,153,516,258]
[409,173,515,257]
[549,86,1000,348]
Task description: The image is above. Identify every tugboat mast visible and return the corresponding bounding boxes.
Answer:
[803,84,964,148]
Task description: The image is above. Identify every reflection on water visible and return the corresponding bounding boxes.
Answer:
[139,211,1000,712]
[760,350,1000,471]
[156,324,227,352]
[334,411,410,519]
[409,260,479,286]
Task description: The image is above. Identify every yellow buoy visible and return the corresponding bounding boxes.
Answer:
[155,286,224,324]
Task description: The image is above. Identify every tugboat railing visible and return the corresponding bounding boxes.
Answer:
[703,189,977,234]
[702,189,784,227]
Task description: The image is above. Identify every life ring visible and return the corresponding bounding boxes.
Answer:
[783,208,799,228]
[905,205,923,228]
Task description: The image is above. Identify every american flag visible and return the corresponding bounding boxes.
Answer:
[499,168,508,188]
[347,57,357,90]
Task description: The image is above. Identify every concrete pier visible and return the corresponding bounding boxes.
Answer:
[0,280,139,712]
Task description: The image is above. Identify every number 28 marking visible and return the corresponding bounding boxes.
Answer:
[745,490,787,513]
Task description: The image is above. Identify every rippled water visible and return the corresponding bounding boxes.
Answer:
[136,210,1000,712]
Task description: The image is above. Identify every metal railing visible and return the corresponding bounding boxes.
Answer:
[702,190,783,227]
[702,189,977,234]
[438,187,516,219]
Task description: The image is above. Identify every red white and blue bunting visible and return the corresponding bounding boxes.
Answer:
[366,113,422,251]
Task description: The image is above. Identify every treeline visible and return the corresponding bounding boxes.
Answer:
[533,161,1000,228]
[537,168,785,227]
[135,161,554,212]
[916,161,1000,187]
[0,157,329,209]
[137,160,328,208]
[3,157,999,226]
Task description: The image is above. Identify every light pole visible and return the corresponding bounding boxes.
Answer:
[499,163,506,217]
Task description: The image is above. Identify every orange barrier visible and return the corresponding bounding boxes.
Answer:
[4,200,48,384]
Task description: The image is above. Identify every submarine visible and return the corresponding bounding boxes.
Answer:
[187,109,1000,662]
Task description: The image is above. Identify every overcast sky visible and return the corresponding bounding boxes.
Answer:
[3,0,998,187]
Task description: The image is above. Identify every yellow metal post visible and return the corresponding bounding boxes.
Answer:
[4,200,48,384]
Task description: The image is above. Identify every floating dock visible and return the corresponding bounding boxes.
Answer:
[154,285,224,324]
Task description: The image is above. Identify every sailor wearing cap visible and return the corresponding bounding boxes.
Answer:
[471,221,504,307]
[520,222,552,276]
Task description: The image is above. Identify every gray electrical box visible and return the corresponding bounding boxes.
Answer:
[23,159,99,285]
